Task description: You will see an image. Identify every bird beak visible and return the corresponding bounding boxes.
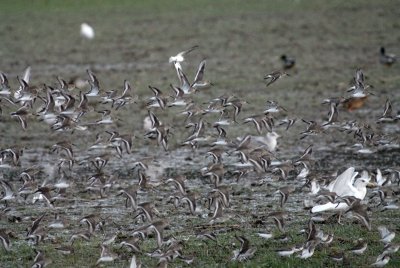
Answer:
[367,182,378,188]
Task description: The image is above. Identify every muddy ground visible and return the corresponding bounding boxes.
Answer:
[1,0,400,267]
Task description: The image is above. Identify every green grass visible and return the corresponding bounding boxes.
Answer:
[3,217,399,267]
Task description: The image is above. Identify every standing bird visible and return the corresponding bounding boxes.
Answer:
[281,54,296,70]
[370,255,391,267]
[80,23,95,39]
[349,239,368,255]
[379,47,396,66]
[275,186,296,208]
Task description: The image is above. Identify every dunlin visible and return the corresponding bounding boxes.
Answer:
[370,255,390,267]
[112,80,138,109]
[80,214,104,234]
[69,231,92,244]
[297,239,319,259]
[264,71,290,87]
[135,220,169,248]
[166,175,187,195]
[350,239,368,255]
[377,99,396,123]
[0,180,16,203]
[10,105,30,130]
[31,249,52,267]
[120,236,142,253]
[14,66,33,102]
[55,244,75,255]
[0,229,11,251]
[0,72,11,95]
[264,100,287,114]
[117,185,138,209]
[85,69,100,96]
[96,245,118,265]
[379,47,396,66]
[191,60,212,91]
[300,119,325,139]
[278,117,297,131]
[322,102,339,127]
[231,235,257,262]
[275,185,296,208]
[377,226,395,244]
[377,243,399,261]
[268,211,287,233]
[276,244,303,257]
[281,54,296,70]
[344,200,371,230]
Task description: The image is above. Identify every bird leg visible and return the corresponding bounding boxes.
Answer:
[337,212,344,225]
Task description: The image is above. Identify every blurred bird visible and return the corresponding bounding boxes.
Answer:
[80,23,95,39]
[275,185,296,207]
[349,239,367,255]
[0,72,11,95]
[378,226,395,244]
[370,255,390,267]
[377,99,396,123]
[96,245,117,265]
[264,71,289,87]
[0,229,11,251]
[379,47,396,66]
[377,243,399,262]
[252,132,280,152]
[311,168,370,213]
[343,69,373,111]
[281,54,296,70]
[231,235,257,262]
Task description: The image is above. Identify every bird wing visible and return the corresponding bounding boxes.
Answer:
[327,167,357,196]
[193,60,206,85]
[178,69,192,93]
[23,66,31,84]
[179,45,199,57]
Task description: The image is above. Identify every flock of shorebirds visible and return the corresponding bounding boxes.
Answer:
[0,44,399,267]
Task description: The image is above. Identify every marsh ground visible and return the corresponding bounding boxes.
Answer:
[0,0,400,267]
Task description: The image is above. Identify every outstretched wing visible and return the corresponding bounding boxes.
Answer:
[193,60,206,85]
[327,167,357,196]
